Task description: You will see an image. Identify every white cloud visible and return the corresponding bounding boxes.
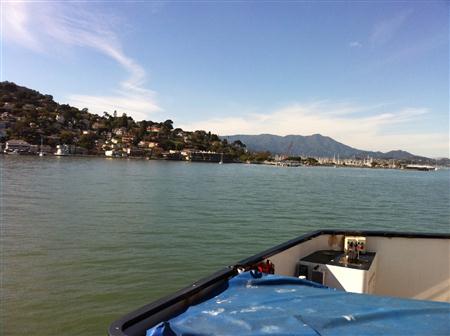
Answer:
[69,92,160,122]
[349,41,362,48]
[3,1,42,52]
[3,2,161,120]
[370,9,412,46]
[180,102,448,158]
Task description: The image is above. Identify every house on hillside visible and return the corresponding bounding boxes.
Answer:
[4,139,31,153]
[121,135,135,144]
[113,127,127,136]
[55,114,65,123]
[92,122,106,130]
[147,125,161,133]
[138,140,158,148]
[2,102,14,111]
[23,104,36,112]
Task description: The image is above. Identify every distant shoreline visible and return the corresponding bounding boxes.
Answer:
[2,152,445,171]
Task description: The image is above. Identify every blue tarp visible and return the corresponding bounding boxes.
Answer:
[147,272,450,335]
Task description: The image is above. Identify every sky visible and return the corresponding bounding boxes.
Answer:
[2,1,449,157]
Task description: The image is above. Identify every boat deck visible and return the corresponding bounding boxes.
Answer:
[109,230,450,336]
[146,271,450,336]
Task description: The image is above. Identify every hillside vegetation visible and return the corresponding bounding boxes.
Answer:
[0,82,248,159]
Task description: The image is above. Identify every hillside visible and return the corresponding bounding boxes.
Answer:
[223,134,431,161]
[0,81,247,159]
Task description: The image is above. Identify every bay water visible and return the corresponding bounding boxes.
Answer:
[1,156,449,335]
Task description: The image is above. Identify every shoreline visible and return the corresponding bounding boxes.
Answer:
[1,152,444,171]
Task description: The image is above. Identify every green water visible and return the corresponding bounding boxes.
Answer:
[1,156,449,335]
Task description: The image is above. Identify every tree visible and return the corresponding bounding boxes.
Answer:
[151,147,164,158]
[120,113,128,128]
[304,157,318,165]
[174,142,184,150]
[232,140,246,148]
[139,120,148,129]
[173,127,183,135]
[60,130,75,145]
[78,133,98,150]
[254,151,271,162]
[62,108,76,123]
[159,139,176,151]
[163,119,173,130]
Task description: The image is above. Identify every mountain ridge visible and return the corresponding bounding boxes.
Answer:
[222,133,430,160]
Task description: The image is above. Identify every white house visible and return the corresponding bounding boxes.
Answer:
[5,139,31,153]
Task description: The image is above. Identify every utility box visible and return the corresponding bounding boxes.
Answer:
[297,249,377,294]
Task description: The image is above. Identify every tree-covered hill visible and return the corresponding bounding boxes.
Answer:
[0,81,247,159]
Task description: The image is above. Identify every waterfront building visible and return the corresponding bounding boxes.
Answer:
[4,139,31,153]
[105,149,122,157]
[55,144,70,156]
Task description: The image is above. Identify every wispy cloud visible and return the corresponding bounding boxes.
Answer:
[370,9,412,46]
[355,9,447,74]
[349,41,362,48]
[366,31,448,72]
[3,1,42,52]
[180,102,448,157]
[3,2,161,120]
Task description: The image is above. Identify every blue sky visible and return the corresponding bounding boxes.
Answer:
[3,1,449,157]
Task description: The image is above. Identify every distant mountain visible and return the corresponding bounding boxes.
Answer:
[223,134,431,161]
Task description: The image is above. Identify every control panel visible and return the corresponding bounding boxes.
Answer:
[344,236,366,254]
